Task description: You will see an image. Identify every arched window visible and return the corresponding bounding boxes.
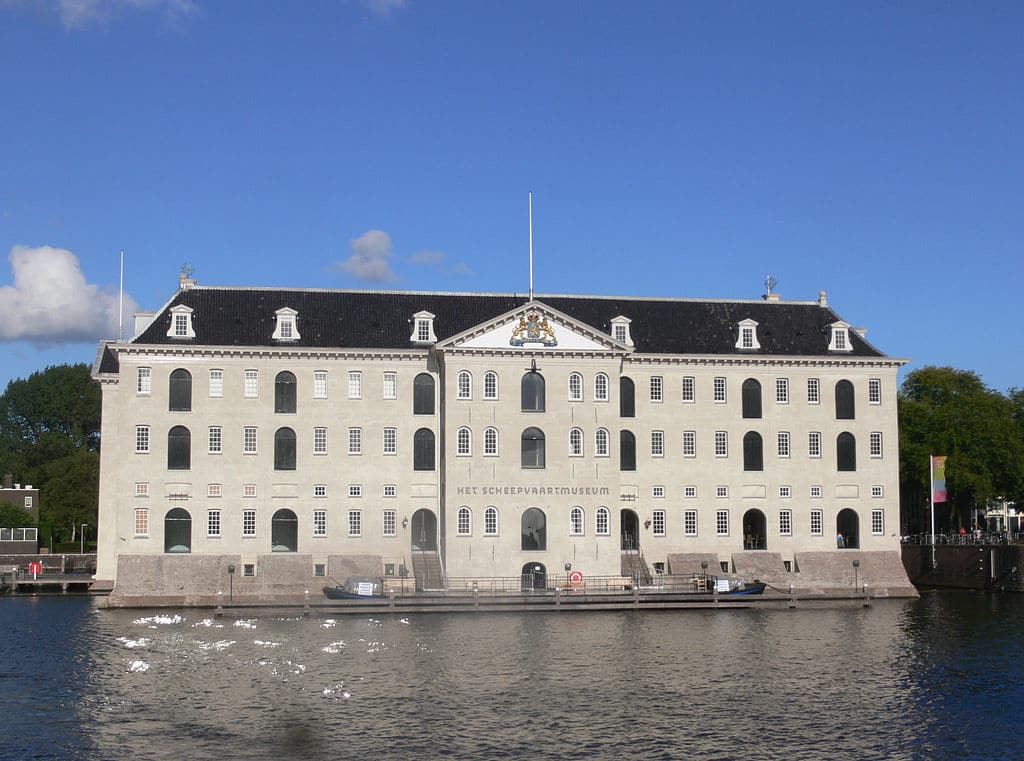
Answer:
[275,371,296,414]
[595,428,610,457]
[271,508,298,552]
[594,373,609,402]
[836,380,855,420]
[743,431,763,471]
[483,371,498,400]
[484,506,499,536]
[521,427,546,469]
[568,373,583,401]
[595,507,610,535]
[742,379,762,419]
[164,508,191,553]
[620,430,636,471]
[521,372,545,412]
[837,432,857,471]
[167,426,191,470]
[457,370,472,400]
[521,508,546,550]
[168,369,192,412]
[457,506,472,535]
[569,428,583,457]
[570,506,585,536]
[483,427,498,456]
[414,428,435,470]
[457,426,472,456]
[274,427,296,470]
[620,377,635,417]
[413,373,435,415]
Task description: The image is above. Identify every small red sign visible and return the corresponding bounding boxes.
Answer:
[568,570,584,584]
[28,561,42,578]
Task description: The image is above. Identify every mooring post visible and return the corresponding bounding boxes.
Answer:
[215,605,224,618]
[788,584,796,609]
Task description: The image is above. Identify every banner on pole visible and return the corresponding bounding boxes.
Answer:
[931,455,948,503]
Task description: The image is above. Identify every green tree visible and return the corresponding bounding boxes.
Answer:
[39,449,99,543]
[0,500,34,528]
[899,366,1024,532]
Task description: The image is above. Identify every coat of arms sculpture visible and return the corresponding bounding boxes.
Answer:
[510,311,557,347]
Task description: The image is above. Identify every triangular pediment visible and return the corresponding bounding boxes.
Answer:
[437,301,630,352]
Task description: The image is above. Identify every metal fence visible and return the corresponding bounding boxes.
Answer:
[901,532,1024,546]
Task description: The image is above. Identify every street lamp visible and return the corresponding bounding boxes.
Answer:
[701,559,709,591]
[227,563,236,604]
[853,558,860,591]
[80,524,88,555]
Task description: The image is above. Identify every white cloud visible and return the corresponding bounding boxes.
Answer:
[0,0,199,30]
[409,248,473,277]
[338,230,398,283]
[0,245,138,344]
[361,0,405,19]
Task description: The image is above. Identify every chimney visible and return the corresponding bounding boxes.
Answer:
[134,311,156,338]
[853,327,867,338]
[818,290,828,307]
[763,292,781,302]
[3,474,11,489]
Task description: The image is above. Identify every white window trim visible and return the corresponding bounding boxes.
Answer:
[271,307,300,341]
[828,320,852,352]
[610,315,633,346]
[137,367,152,396]
[735,318,761,350]
[410,310,437,345]
[166,305,195,339]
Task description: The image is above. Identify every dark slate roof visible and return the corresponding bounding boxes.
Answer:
[131,287,886,358]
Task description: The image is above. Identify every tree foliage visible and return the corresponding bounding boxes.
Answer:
[0,500,34,529]
[0,363,101,540]
[900,366,1024,532]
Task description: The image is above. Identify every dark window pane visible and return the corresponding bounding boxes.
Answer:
[619,377,635,418]
[168,369,192,412]
[521,508,547,551]
[743,431,763,471]
[619,430,636,471]
[164,508,191,553]
[275,372,296,414]
[521,373,545,412]
[742,379,762,419]
[167,425,191,470]
[837,432,857,471]
[414,428,435,470]
[275,427,296,470]
[521,427,546,469]
[413,374,435,415]
[835,380,855,420]
[271,508,298,552]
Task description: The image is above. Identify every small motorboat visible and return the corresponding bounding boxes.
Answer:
[323,576,387,600]
[724,581,767,595]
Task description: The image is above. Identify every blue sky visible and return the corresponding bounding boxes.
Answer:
[1,1,1021,393]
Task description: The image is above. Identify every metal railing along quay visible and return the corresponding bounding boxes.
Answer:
[902,532,1024,546]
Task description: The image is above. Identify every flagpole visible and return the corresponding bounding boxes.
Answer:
[929,455,936,569]
[528,191,534,302]
[118,249,124,342]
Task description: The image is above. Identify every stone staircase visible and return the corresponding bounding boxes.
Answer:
[411,551,445,591]
[621,551,653,586]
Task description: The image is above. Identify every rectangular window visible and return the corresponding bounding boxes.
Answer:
[314,484,327,497]
[207,510,221,538]
[869,378,881,405]
[349,484,362,498]
[614,324,627,342]
[870,432,883,458]
[135,425,150,454]
[244,370,259,398]
[243,563,255,577]
[134,482,149,497]
[348,510,362,537]
[417,319,430,342]
[313,509,327,537]
[779,510,792,536]
[484,509,498,536]
[652,509,666,536]
[777,431,790,458]
[457,372,472,400]
[383,427,397,455]
[684,485,697,498]
[383,372,397,400]
[810,509,823,535]
[208,426,222,454]
[348,370,362,399]
[383,484,397,498]
[684,510,698,536]
[209,369,223,398]
[779,485,792,498]
[650,376,663,403]
[652,485,665,498]
[314,426,328,455]
[173,313,188,337]
[872,485,884,498]
[242,510,256,537]
[137,367,152,395]
[682,376,695,403]
[651,430,664,457]
[776,378,789,404]
[314,370,328,399]
[715,431,728,457]
[807,378,820,404]
[348,427,362,455]
[810,485,823,498]
[808,431,821,459]
[714,377,727,403]
[872,509,885,535]
[716,510,729,536]
[243,426,257,454]
[716,485,728,498]
[484,372,498,400]
[207,483,221,498]
[683,430,696,458]
[383,509,397,536]
[243,483,256,498]
[458,509,471,535]
[314,563,326,577]
[134,508,149,537]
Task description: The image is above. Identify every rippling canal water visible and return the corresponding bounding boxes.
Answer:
[2,592,1023,760]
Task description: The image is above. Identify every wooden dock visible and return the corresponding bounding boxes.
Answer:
[1,571,98,594]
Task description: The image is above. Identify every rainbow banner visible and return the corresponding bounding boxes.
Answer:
[931,455,948,503]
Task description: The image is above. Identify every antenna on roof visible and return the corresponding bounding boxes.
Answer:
[528,191,534,302]
[765,274,777,294]
[118,249,124,341]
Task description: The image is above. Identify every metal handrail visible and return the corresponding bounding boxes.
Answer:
[902,532,1021,546]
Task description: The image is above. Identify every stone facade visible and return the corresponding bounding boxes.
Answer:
[92,282,912,599]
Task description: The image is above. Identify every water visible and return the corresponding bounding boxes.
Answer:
[1,592,1022,760]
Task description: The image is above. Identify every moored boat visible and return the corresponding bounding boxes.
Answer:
[323,576,387,600]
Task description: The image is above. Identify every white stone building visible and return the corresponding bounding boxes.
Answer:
[91,276,912,602]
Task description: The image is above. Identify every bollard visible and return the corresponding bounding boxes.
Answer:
[788,584,797,609]
[555,586,560,608]
[215,605,224,618]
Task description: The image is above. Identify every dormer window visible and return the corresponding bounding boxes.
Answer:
[829,321,852,352]
[410,311,437,345]
[610,316,633,346]
[272,307,300,342]
[166,305,195,339]
[735,319,760,351]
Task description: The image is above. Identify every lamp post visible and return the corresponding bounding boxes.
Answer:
[227,563,235,604]
[80,524,87,555]
[701,559,709,591]
[853,558,860,591]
